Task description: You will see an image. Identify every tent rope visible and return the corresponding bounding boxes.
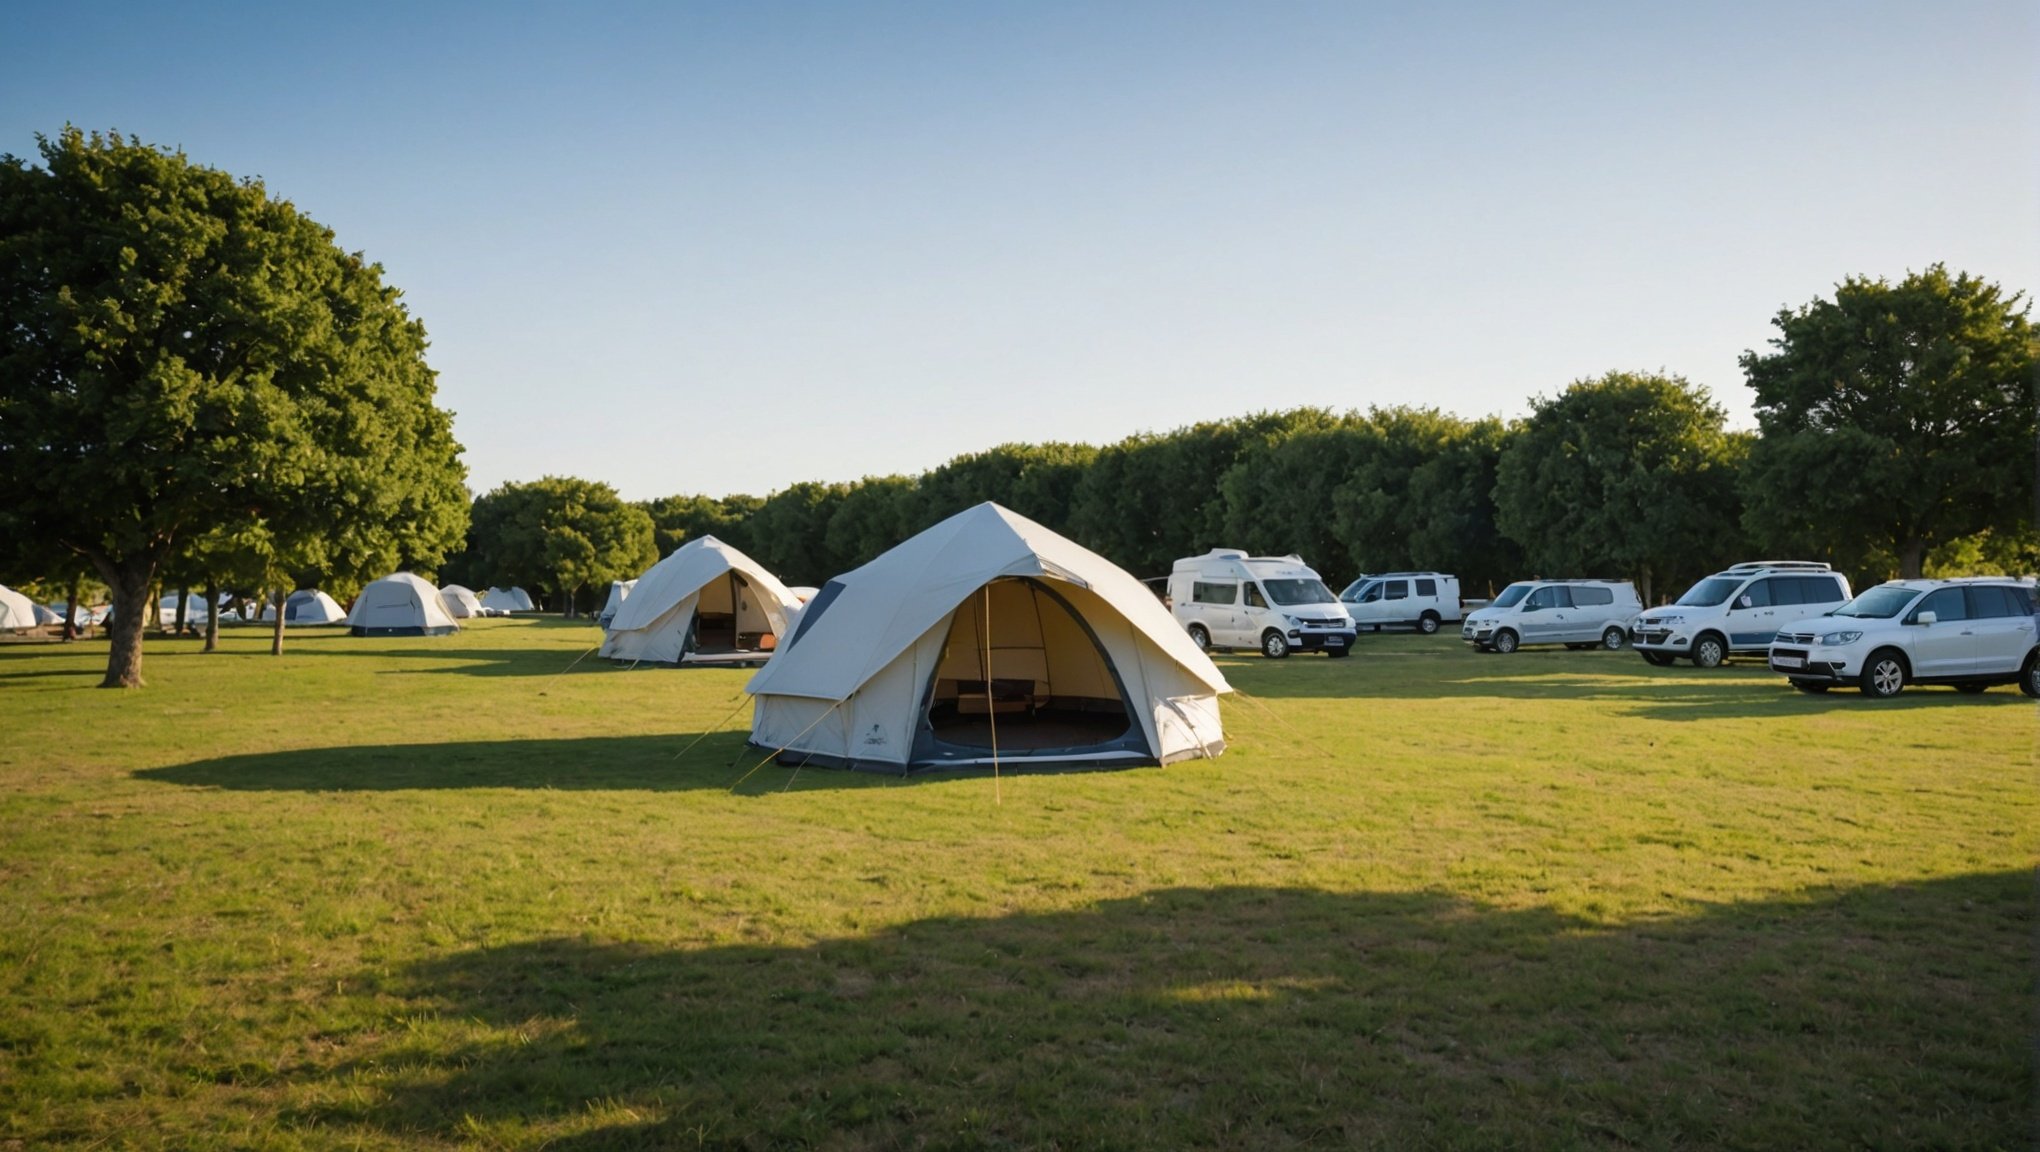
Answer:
[1225,684,1340,760]
[535,642,601,696]
[671,693,752,761]
[728,697,846,793]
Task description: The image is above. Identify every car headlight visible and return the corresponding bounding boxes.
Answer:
[1816,630,1863,646]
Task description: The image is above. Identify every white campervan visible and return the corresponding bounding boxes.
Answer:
[1169,549,1357,659]
[1339,572,1463,634]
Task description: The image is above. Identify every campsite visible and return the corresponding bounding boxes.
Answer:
[0,618,2027,1148]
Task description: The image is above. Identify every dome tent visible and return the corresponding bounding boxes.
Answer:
[745,503,1229,774]
[0,585,37,630]
[348,573,459,636]
[261,589,348,625]
[601,538,797,665]
[439,584,484,619]
[481,586,534,613]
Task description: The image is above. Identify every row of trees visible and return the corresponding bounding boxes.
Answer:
[445,266,2035,614]
[0,130,470,686]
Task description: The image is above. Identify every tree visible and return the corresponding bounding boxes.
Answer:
[640,493,763,558]
[1740,265,2037,579]
[1494,372,1746,604]
[0,129,468,685]
[459,478,655,615]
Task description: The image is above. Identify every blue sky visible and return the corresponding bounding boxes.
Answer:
[7,1,2035,500]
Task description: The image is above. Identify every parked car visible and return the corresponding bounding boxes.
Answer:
[1339,572,1462,634]
[1169,549,1357,658]
[1632,561,1851,668]
[1767,578,2040,698]
[1461,579,1642,654]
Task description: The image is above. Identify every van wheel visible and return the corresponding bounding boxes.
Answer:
[1417,612,1440,634]
[1691,634,1727,669]
[1261,630,1291,659]
[2022,653,2040,699]
[1492,629,1519,654]
[1187,624,1211,652]
[1601,626,1626,651]
[1859,650,1906,698]
[1639,651,1675,667]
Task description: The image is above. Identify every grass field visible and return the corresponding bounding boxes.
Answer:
[1,617,2031,1150]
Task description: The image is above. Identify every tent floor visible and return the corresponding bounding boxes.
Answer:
[679,650,772,667]
[928,708,1132,751]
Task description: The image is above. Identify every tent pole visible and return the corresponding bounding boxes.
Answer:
[984,584,1000,805]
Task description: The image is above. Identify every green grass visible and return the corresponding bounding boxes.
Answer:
[0,618,2031,1150]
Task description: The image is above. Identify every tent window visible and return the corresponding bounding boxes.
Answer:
[924,578,1133,754]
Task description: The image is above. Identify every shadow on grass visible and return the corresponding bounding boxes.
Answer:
[298,872,2029,1149]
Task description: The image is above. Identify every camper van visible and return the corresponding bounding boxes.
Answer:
[1340,572,1463,633]
[1168,549,1357,658]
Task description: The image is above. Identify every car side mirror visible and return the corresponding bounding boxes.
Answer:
[1912,610,1937,626]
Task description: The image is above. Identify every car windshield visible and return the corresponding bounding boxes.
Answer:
[1264,578,1336,606]
[1490,582,1533,608]
[1675,577,1742,607]
[1832,586,1920,619]
[1338,579,1375,602]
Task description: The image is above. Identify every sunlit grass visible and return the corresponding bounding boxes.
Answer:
[1,618,2030,1148]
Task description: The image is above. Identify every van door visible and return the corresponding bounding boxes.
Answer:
[1380,579,1410,625]
[1907,588,1974,676]
[1345,579,1384,628]
[1726,578,1780,649]
[1241,581,1273,646]
[1521,585,1571,643]
[1187,579,1240,647]
[1963,586,2033,675]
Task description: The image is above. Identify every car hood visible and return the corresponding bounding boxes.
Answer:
[1773,614,1842,637]
[1462,607,1505,626]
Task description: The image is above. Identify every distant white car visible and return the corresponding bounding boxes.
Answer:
[1340,572,1461,634]
[1767,578,2039,698]
[1632,561,1851,669]
[1461,579,1642,654]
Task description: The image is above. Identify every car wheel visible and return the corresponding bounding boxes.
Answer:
[1639,651,1675,667]
[1187,624,1211,652]
[1417,612,1440,635]
[1691,633,1727,669]
[1953,682,1989,694]
[1261,630,1291,659]
[2023,653,2040,699]
[1858,650,1906,699]
[1492,629,1519,655]
[1791,680,1830,694]
[1601,626,1626,651]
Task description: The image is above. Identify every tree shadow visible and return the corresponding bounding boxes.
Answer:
[290,872,2029,1149]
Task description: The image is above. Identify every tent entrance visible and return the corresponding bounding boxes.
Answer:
[914,577,1147,765]
[689,571,779,655]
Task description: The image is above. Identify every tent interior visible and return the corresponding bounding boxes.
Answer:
[918,577,1137,757]
[691,570,781,654]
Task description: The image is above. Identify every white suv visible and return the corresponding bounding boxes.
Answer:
[1632,562,1851,669]
[1767,578,2040,698]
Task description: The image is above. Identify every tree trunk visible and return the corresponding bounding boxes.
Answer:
[203,579,220,652]
[271,588,288,656]
[100,570,153,688]
[1639,563,1654,607]
[175,585,190,637]
[63,575,81,642]
[1899,539,1925,580]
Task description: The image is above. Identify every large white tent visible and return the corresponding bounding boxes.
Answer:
[261,589,348,625]
[601,538,797,665]
[439,584,484,619]
[348,573,459,636]
[745,502,1230,774]
[481,586,534,613]
[596,579,636,629]
[0,585,37,631]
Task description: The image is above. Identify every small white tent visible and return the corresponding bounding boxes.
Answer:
[348,573,459,636]
[602,538,797,664]
[32,604,63,626]
[262,589,348,625]
[745,503,1229,774]
[0,585,37,630]
[596,579,636,629]
[439,584,484,619]
[481,586,534,613]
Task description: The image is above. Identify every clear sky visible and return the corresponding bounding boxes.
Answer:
[7,1,2035,501]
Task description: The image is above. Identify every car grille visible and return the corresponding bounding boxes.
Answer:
[1297,617,1344,628]
[1635,629,1670,642]
[1775,631,1815,645]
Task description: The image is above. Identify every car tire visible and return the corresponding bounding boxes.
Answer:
[1791,680,1829,694]
[1858,650,1907,699]
[1639,651,1675,667]
[2022,653,2040,699]
[1262,630,1291,659]
[1691,633,1727,669]
[1953,682,1989,694]
[1417,612,1440,635]
[1492,629,1519,655]
[1187,624,1211,652]
[1601,626,1626,651]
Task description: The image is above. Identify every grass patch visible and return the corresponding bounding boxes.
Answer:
[1,619,2031,1148]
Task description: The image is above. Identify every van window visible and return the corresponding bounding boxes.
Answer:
[1525,586,1571,610]
[1915,588,1967,623]
[1571,585,1613,606]
[1384,580,1408,601]
[1244,583,1269,609]
[1738,579,1773,609]
[1968,585,2025,618]
[1797,575,1844,604]
[1191,581,1237,605]
[1415,578,1437,597]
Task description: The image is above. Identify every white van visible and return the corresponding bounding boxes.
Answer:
[1169,549,1357,659]
[1460,579,1642,653]
[1339,572,1462,634]
[1632,561,1852,669]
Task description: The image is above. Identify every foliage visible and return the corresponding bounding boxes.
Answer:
[0,128,466,684]
[1494,372,1747,602]
[639,493,764,558]
[456,477,655,613]
[1740,265,2038,579]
